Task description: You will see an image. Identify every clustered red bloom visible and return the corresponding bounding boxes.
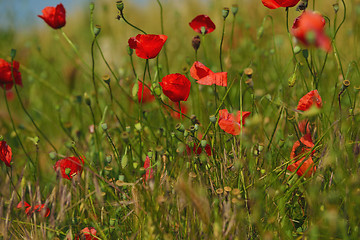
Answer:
[291,11,331,52]
[190,61,227,87]
[137,81,155,103]
[0,140,12,167]
[38,3,66,29]
[261,0,301,9]
[17,201,50,218]
[287,134,316,177]
[218,109,251,136]
[189,15,216,34]
[128,34,168,59]
[297,90,322,111]
[143,156,154,183]
[186,143,212,156]
[160,73,191,102]
[54,156,85,180]
[75,227,97,240]
[0,59,23,90]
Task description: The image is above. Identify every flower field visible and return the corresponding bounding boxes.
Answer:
[1,0,360,239]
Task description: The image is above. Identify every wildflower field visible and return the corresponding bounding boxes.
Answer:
[1,0,360,239]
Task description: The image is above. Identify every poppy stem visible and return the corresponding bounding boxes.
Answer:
[2,86,34,168]
[200,34,209,64]
[6,167,21,200]
[118,10,147,34]
[156,0,170,74]
[91,36,101,113]
[219,18,226,72]
[285,8,298,65]
[10,62,58,154]
[178,102,182,120]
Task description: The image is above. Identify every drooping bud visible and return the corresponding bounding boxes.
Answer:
[192,35,201,51]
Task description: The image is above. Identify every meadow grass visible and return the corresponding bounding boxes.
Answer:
[1,0,360,239]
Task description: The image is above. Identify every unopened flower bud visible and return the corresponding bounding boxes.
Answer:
[84,93,91,106]
[101,123,108,131]
[294,45,301,54]
[302,49,309,59]
[89,2,95,11]
[127,46,133,56]
[201,140,207,148]
[102,74,110,84]
[222,8,230,20]
[148,150,153,159]
[192,35,201,51]
[106,154,112,163]
[94,25,101,36]
[231,4,239,15]
[176,123,185,132]
[209,115,217,123]
[288,72,296,87]
[333,3,339,13]
[49,151,57,160]
[244,68,253,78]
[116,1,124,11]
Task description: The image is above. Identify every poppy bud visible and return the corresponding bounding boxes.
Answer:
[10,49,16,60]
[209,115,217,123]
[176,123,185,132]
[127,46,133,56]
[106,154,112,163]
[94,25,101,36]
[89,2,95,11]
[121,132,129,142]
[231,4,239,16]
[302,49,309,59]
[84,93,91,106]
[201,140,207,148]
[134,123,142,131]
[244,68,253,78]
[192,35,201,51]
[189,126,196,133]
[245,78,254,88]
[148,150,153,159]
[116,1,124,12]
[222,8,230,20]
[184,130,189,137]
[49,151,57,160]
[102,74,110,84]
[294,45,301,54]
[333,3,339,13]
[101,123,108,131]
[341,80,350,90]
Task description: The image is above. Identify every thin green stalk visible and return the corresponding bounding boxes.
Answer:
[2,87,34,167]
[88,103,101,165]
[10,59,57,153]
[91,35,101,110]
[178,102,182,120]
[156,0,169,74]
[219,19,226,72]
[118,10,147,34]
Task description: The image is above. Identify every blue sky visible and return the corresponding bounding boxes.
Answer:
[0,0,147,29]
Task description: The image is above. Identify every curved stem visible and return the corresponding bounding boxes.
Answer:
[119,10,147,34]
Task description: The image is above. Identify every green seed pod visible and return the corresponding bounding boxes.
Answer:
[93,25,101,36]
[288,72,296,87]
[222,8,230,19]
[201,140,207,148]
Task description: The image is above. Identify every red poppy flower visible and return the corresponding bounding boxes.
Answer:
[261,0,300,9]
[186,143,212,156]
[0,59,22,90]
[54,156,84,180]
[143,156,154,182]
[218,109,251,136]
[189,15,216,34]
[137,81,155,103]
[287,134,316,177]
[0,140,12,167]
[17,201,50,217]
[77,227,97,240]
[38,3,66,29]
[291,11,331,52]
[297,90,322,111]
[128,34,168,59]
[159,73,191,102]
[190,61,227,87]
